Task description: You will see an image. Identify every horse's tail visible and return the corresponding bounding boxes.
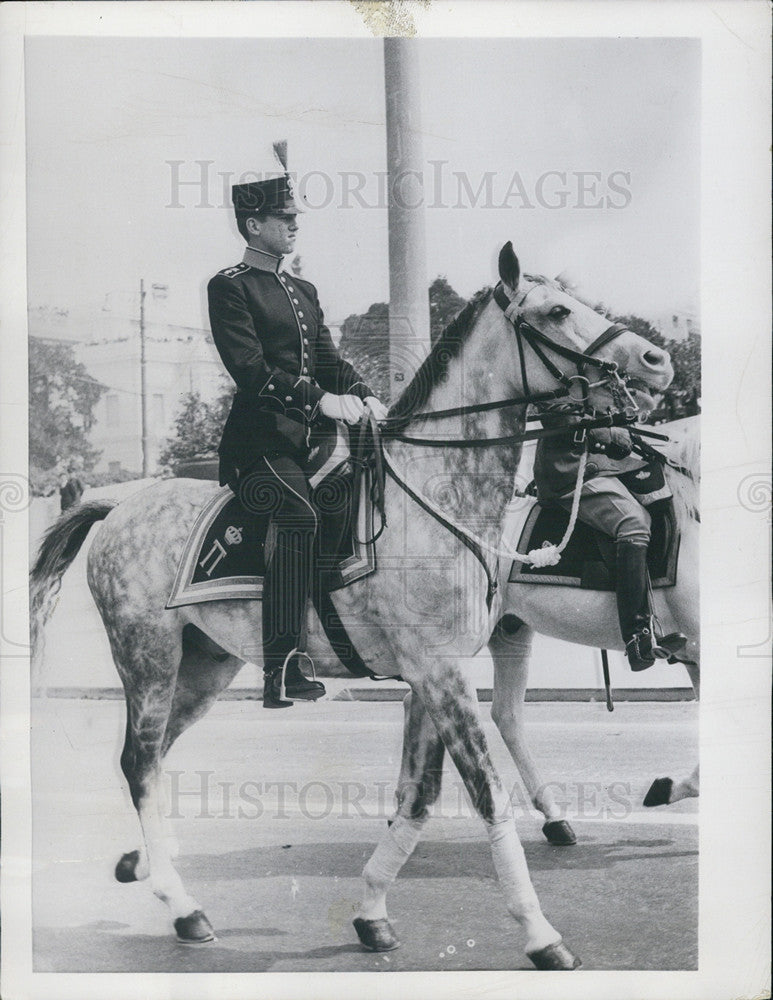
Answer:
[29,501,117,674]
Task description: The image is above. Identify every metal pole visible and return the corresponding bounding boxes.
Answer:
[600,649,614,712]
[384,38,430,398]
[140,278,149,476]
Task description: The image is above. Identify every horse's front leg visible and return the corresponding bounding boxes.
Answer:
[644,655,700,807]
[355,688,446,951]
[358,659,581,970]
[489,618,577,846]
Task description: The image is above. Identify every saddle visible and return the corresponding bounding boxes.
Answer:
[166,420,379,610]
[508,496,680,590]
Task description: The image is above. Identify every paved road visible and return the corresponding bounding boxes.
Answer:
[32,697,697,973]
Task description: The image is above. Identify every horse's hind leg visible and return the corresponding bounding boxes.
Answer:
[356,690,445,950]
[162,625,244,755]
[116,626,243,887]
[489,618,576,846]
[114,623,215,943]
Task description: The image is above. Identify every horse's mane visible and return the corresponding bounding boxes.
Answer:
[388,287,494,421]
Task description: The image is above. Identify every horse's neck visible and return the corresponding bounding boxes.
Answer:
[391,300,526,530]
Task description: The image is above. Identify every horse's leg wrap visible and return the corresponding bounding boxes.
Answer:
[487,817,561,954]
[138,767,204,925]
[359,815,424,920]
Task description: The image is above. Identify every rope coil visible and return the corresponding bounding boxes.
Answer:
[485,442,588,567]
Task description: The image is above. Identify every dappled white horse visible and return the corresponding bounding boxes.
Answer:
[487,425,699,843]
[30,242,674,970]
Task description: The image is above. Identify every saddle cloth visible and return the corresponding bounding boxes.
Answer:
[506,496,679,591]
[166,425,377,609]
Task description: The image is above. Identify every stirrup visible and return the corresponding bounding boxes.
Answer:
[652,632,688,659]
[278,648,320,703]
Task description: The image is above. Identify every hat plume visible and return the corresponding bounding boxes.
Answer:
[273,140,288,170]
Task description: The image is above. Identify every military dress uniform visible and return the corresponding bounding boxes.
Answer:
[208,166,373,708]
[533,407,681,670]
[209,246,371,484]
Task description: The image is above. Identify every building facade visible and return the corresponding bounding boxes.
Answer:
[29,297,344,476]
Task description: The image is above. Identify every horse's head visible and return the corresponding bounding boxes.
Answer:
[498,241,673,414]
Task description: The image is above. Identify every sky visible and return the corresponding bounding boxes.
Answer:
[25,36,700,334]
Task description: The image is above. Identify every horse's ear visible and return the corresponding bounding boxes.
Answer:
[498,241,520,293]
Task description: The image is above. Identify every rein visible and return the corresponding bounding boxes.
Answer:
[383,282,639,449]
[349,284,671,605]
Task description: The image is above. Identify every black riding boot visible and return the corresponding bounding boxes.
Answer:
[615,541,655,671]
[262,534,326,709]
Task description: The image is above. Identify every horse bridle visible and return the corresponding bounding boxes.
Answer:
[494,280,637,417]
[383,282,639,448]
[356,285,667,613]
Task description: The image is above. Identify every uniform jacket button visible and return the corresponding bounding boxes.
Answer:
[297,311,304,318]
[285,395,293,402]
[268,383,275,390]
[305,404,312,411]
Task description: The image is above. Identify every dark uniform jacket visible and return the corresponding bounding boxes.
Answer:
[208,246,372,486]
[533,407,646,503]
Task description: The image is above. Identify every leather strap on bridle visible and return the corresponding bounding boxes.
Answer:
[351,409,388,545]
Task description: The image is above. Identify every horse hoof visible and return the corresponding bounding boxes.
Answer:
[527,938,582,970]
[542,820,577,846]
[353,917,400,952]
[175,910,217,944]
[643,777,673,807]
[115,850,144,883]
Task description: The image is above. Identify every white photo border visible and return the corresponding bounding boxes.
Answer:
[1,3,770,999]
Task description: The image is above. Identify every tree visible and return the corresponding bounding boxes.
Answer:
[158,387,234,469]
[337,302,391,400]
[429,276,468,343]
[29,337,104,488]
[337,276,470,401]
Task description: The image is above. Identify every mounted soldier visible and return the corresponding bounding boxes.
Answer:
[532,410,659,669]
[207,142,387,708]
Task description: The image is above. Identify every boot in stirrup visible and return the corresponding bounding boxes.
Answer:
[263,650,326,709]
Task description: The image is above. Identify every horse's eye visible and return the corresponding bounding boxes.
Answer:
[549,305,570,319]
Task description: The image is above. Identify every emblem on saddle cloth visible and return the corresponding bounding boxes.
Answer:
[165,423,377,609]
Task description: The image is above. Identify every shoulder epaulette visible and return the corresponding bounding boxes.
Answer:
[218,262,250,278]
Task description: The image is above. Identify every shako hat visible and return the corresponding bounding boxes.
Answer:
[232,141,304,219]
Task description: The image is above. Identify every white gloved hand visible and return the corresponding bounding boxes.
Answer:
[319,392,367,425]
[364,396,389,421]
